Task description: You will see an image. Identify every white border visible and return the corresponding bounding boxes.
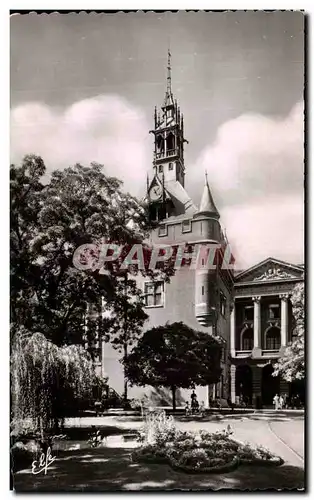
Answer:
[4,3,311,498]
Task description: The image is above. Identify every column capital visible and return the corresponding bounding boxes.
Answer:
[279,293,290,301]
[252,296,261,303]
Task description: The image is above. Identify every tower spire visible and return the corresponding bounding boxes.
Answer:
[163,48,174,108]
[167,48,172,95]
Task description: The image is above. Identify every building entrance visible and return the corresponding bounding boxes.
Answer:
[235,364,252,406]
[261,363,280,406]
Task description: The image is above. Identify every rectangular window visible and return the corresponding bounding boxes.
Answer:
[201,286,205,296]
[182,220,191,233]
[220,292,227,317]
[268,304,280,320]
[158,224,167,237]
[158,165,163,173]
[144,281,164,307]
[244,306,254,321]
[168,162,173,171]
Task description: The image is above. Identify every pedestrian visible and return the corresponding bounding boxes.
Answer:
[273,393,280,410]
[199,401,205,417]
[184,401,191,417]
[191,390,198,412]
[279,395,284,409]
[281,393,287,409]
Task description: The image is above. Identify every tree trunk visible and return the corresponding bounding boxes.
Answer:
[171,386,176,411]
[123,273,128,404]
[123,342,128,402]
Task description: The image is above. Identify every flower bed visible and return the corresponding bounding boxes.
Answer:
[237,444,284,466]
[131,411,284,474]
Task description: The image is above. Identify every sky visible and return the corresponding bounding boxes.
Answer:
[10,11,304,268]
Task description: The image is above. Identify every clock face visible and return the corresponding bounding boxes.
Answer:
[150,185,162,201]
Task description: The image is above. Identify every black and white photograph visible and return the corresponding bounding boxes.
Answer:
[10,10,305,491]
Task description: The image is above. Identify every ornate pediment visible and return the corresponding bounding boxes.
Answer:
[235,258,304,285]
[254,267,295,281]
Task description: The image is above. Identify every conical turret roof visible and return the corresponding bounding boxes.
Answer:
[196,173,220,219]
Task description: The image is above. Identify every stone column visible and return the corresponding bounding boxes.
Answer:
[230,302,236,357]
[279,293,289,348]
[252,296,261,353]
[230,365,236,404]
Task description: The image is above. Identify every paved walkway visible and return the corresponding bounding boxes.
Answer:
[66,414,304,468]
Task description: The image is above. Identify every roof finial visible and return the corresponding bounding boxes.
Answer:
[167,47,172,94]
[205,170,208,183]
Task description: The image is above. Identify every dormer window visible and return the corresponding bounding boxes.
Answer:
[182,220,191,233]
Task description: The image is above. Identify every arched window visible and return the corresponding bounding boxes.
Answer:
[156,135,164,154]
[241,328,253,351]
[265,327,281,350]
[166,132,174,153]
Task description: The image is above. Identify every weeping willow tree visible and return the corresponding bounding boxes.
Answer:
[11,330,97,437]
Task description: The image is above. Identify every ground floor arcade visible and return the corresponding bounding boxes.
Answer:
[230,361,305,408]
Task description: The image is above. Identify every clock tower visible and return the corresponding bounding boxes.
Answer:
[147,50,189,221]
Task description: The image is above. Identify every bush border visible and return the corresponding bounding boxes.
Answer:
[170,456,239,474]
[131,446,285,474]
[239,456,284,467]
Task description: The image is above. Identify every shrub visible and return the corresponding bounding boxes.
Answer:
[140,410,177,446]
[10,418,37,440]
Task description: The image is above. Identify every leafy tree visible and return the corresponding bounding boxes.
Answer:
[124,322,222,410]
[11,155,178,409]
[10,155,173,350]
[273,282,305,382]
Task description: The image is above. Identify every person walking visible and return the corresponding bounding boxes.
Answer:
[273,393,280,410]
[191,390,199,413]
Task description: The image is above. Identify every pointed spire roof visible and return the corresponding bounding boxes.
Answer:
[196,172,220,219]
[163,49,175,108]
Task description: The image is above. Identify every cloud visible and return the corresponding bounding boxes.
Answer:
[188,101,304,205]
[10,95,151,196]
[222,195,304,269]
[188,101,304,267]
